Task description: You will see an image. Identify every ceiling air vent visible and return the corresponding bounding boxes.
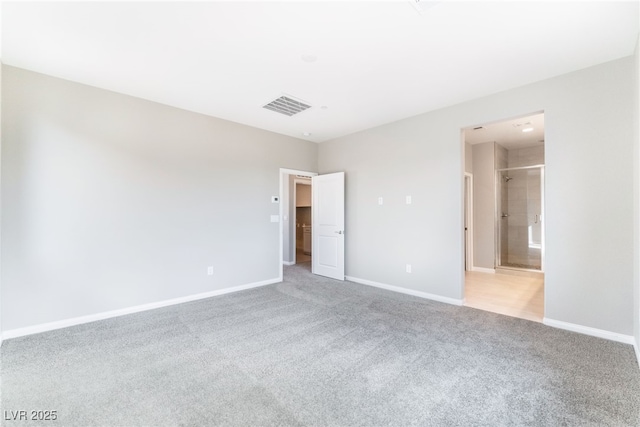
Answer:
[263,96,311,116]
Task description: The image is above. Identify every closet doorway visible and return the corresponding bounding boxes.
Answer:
[294,178,312,264]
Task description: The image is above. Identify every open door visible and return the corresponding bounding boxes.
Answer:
[312,172,345,280]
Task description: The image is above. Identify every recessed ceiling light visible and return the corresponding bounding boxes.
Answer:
[522,127,534,133]
[409,0,441,14]
[513,121,532,128]
[303,132,311,137]
[301,54,317,63]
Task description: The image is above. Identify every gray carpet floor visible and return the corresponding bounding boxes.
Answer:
[2,262,640,426]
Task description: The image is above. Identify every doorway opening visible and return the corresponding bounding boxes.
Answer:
[279,169,317,280]
[279,169,346,282]
[294,178,312,264]
[462,112,545,322]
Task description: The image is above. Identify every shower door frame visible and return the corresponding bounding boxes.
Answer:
[495,164,545,272]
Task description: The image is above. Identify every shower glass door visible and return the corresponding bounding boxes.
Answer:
[497,166,544,271]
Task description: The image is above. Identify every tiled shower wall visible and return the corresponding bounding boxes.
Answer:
[499,144,544,269]
[508,145,544,168]
[496,145,509,264]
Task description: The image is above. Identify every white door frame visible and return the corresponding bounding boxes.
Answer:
[279,168,317,282]
[464,172,474,272]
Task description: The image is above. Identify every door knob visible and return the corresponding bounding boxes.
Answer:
[335,230,344,234]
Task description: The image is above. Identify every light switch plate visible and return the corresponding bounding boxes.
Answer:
[270,215,279,223]
[378,197,384,205]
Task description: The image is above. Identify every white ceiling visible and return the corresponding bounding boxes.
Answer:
[2,1,638,143]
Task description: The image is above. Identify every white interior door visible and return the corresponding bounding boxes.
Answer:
[312,172,345,280]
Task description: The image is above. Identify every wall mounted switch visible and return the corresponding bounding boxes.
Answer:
[406,264,412,273]
[378,197,384,205]
[207,266,214,276]
[406,195,412,205]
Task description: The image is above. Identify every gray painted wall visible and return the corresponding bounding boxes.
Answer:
[464,142,473,174]
[634,34,640,355]
[0,63,3,345]
[471,142,496,269]
[2,52,638,342]
[319,56,636,336]
[318,113,463,299]
[1,65,317,331]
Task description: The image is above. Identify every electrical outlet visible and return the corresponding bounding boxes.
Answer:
[207,266,214,276]
[406,264,412,273]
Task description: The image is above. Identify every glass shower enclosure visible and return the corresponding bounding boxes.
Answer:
[496,166,544,271]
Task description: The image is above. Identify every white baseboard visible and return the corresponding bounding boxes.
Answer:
[346,276,463,307]
[543,317,635,345]
[635,340,640,368]
[2,277,281,341]
[472,267,495,274]
[283,261,295,266]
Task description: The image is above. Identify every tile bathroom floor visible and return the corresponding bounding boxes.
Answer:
[464,271,544,322]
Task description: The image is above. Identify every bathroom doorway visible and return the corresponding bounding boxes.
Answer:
[462,112,545,322]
